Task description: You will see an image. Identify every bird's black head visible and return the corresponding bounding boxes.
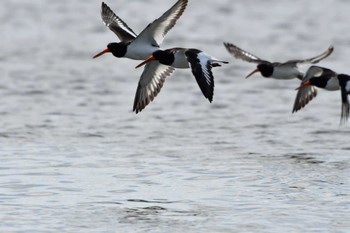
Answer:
[257,64,274,77]
[93,42,127,59]
[153,50,175,66]
[308,77,329,88]
[107,42,127,58]
[135,49,175,69]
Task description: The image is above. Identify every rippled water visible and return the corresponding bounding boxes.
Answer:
[1,0,350,232]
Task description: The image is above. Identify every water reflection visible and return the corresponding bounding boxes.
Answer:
[285,153,324,164]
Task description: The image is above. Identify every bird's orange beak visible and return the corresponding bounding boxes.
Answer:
[245,68,260,79]
[135,55,156,68]
[93,48,110,59]
[295,81,312,90]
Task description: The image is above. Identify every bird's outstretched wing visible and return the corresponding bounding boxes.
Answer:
[292,86,318,113]
[287,45,334,65]
[133,61,175,113]
[338,74,350,125]
[223,42,270,64]
[185,49,228,102]
[101,2,137,42]
[132,0,188,48]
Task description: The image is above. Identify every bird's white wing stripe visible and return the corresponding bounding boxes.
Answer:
[223,42,267,64]
[101,2,137,42]
[198,52,213,85]
[294,46,334,65]
[133,62,175,113]
[292,86,318,113]
[131,0,188,48]
[346,81,350,92]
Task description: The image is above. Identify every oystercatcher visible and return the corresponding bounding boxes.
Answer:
[294,65,350,125]
[224,42,334,112]
[133,48,228,113]
[93,0,188,60]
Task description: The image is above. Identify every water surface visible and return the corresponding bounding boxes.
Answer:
[1,0,350,232]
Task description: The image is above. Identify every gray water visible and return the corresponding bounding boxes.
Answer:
[1,0,350,232]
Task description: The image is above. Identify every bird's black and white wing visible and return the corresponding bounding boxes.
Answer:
[223,42,269,64]
[133,61,175,113]
[292,86,318,113]
[132,0,188,48]
[288,46,334,66]
[101,2,137,42]
[340,90,349,125]
[185,49,216,102]
[338,74,350,125]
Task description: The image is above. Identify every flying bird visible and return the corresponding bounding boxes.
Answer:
[93,0,188,60]
[92,0,188,113]
[223,42,334,112]
[294,66,350,125]
[133,48,228,113]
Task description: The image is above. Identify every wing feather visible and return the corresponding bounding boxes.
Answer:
[287,46,334,65]
[223,42,269,64]
[338,74,350,125]
[185,49,215,102]
[101,2,137,42]
[131,0,188,48]
[133,62,175,113]
[292,86,318,113]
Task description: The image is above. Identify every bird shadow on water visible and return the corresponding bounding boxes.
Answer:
[284,153,325,165]
[123,204,168,223]
[124,199,200,221]
[89,199,201,225]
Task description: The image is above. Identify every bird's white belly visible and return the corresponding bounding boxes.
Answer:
[126,45,158,60]
[346,81,350,93]
[273,67,301,80]
[171,51,190,69]
[326,77,340,91]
